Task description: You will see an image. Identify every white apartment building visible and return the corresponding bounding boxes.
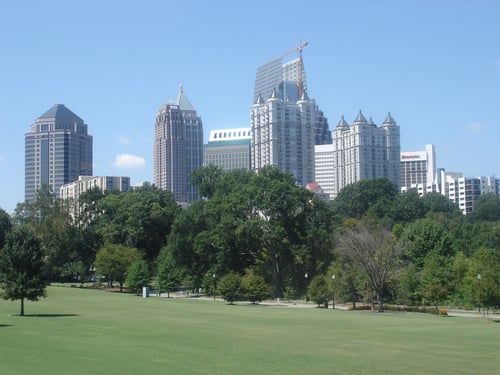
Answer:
[60,175,130,219]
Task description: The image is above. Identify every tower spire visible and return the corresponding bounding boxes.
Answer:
[296,40,309,99]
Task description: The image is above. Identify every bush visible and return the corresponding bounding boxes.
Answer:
[439,308,449,316]
[242,272,271,304]
[218,272,243,304]
[307,275,331,308]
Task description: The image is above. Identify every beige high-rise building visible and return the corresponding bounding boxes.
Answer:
[154,85,203,203]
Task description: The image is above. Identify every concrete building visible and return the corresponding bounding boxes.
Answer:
[400,144,437,194]
[25,104,93,202]
[251,88,316,186]
[438,171,499,215]
[154,85,203,203]
[60,175,130,218]
[314,143,336,200]
[328,111,400,198]
[204,128,251,170]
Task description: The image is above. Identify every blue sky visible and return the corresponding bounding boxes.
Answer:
[1,0,499,214]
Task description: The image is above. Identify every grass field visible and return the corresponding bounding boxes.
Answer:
[0,286,498,375]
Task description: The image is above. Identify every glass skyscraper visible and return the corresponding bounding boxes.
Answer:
[25,104,93,202]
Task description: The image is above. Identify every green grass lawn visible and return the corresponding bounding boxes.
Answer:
[0,286,498,375]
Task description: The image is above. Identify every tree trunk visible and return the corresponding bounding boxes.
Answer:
[377,291,384,313]
[119,282,123,293]
[20,297,25,316]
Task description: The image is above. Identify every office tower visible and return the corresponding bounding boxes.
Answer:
[400,144,437,194]
[154,85,203,203]
[204,128,251,171]
[25,104,93,202]
[329,111,400,198]
[253,42,331,146]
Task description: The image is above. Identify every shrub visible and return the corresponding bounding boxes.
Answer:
[242,272,271,304]
[439,308,449,316]
[218,272,243,304]
[308,275,331,308]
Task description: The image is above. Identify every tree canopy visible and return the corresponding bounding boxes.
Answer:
[0,225,50,315]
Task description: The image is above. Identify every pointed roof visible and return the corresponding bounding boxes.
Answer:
[255,93,264,104]
[174,84,195,111]
[352,110,367,125]
[299,90,309,101]
[269,87,280,99]
[368,117,376,127]
[38,104,82,122]
[336,115,349,129]
[382,112,397,126]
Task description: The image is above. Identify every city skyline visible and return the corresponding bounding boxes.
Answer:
[1,1,499,213]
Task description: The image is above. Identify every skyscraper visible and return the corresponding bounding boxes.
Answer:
[154,85,203,203]
[25,104,93,202]
[253,43,331,146]
[251,44,325,185]
[316,111,400,199]
[251,88,316,186]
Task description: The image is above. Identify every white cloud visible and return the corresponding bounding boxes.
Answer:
[115,135,130,145]
[465,122,488,133]
[112,154,146,169]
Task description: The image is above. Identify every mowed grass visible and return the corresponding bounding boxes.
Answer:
[0,287,498,375]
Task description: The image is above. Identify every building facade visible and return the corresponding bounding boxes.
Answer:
[323,111,400,198]
[204,128,251,170]
[251,88,316,186]
[400,144,437,194]
[438,171,499,215]
[60,175,130,219]
[253,50,331,147]
[154,85,203,203]
[25,104,93,202]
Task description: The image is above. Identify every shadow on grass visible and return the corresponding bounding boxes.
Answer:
[21,314,80,318]
[0,324,14,327]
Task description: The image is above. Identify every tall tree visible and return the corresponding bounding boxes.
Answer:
[0,225,50,316]
[338,225,399,312]
[332,178,399,219]
[0,207,12,249]
[97,185,180,260]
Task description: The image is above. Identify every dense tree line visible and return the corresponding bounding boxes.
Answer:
[0,167,499,313]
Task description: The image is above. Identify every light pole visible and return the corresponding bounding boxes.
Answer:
[305,273,308,303]
[331,274,336,309]
[477,274,481,314]
[212,273,216,301]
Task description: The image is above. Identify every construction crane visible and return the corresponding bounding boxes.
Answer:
[280,40,309,99]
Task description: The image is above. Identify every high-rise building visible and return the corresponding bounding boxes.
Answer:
[251,88,316,186]
[323,111,400,198]
[154,85,203,203]
[400,144,437,194]
[438,171,499,215]
[25,104,93,202]
[253,44,331,146]
[204,128,251,171]
[314,143,336,200]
